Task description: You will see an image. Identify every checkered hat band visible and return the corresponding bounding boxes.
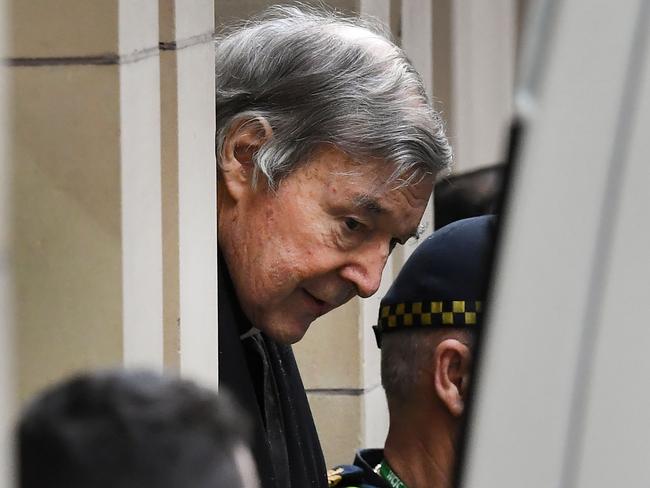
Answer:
[378,300,483,329]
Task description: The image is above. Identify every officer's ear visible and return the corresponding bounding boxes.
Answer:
[219,117,273,202]
[433,338,472,417]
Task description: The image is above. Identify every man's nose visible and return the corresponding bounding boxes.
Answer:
[339,240,390,299]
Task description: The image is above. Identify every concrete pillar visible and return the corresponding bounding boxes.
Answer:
[159,0,218,388]
[0,0,14,484]
[449,0,517,171]
[360,0,390,22]
[8,1,164,403]
[399,0,436,253]
[432,0,454,146]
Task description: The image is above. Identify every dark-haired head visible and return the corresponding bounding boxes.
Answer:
[18,370,257,488]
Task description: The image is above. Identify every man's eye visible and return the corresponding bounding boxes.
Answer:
[344,218,362,231]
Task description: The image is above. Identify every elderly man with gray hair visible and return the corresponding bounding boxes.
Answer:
[216,6,452,488]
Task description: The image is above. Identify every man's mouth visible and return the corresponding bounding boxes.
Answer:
[300,288,333,316]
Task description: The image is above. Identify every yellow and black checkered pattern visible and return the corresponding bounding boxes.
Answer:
[378,300,483,329]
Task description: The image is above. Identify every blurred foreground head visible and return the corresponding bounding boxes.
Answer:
[19,370,258,488]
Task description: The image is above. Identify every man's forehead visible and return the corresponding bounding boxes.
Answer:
[335,166,431,200]
[309,145,434,201]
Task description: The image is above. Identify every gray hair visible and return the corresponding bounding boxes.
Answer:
[216,5,452,189]
[381,329,474,407]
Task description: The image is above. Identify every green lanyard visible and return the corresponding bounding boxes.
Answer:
[378,459,409,488]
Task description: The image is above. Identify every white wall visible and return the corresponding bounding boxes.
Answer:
[160,0,218,389]
[463,1,650,486]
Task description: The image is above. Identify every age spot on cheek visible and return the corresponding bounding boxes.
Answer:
[265,204,277,221]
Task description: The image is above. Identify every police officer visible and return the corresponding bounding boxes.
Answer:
[329,215,497,488]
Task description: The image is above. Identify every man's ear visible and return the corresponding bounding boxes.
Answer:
[219,117,273,201]
[433,338,472,417]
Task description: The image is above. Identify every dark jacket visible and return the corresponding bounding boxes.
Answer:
[329,449,391,487]
[353,449,391,488]
[218,255,328,488]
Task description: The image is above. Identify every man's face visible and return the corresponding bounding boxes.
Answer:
[219,147,434,344]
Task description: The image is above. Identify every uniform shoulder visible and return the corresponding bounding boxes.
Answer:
[327,448,389,488]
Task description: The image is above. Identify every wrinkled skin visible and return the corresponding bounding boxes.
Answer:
[219,147,434,344]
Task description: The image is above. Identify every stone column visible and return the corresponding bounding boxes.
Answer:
[449,0,517,171]
[160,0,218,388]
[399,0,436,252]
[0,0,14,483]
[9,1,164,403]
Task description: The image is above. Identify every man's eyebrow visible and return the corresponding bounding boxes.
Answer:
[352,194,387,215]
[353,193,425,243]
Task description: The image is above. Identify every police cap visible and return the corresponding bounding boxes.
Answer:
[373,215,497,348]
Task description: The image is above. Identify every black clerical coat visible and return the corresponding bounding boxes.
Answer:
[218,257,328,488]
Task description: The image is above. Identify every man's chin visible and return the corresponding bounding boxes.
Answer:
[258,319,311,345]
